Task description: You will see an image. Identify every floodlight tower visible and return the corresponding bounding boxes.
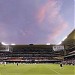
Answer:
[46,43,50,45]
[11,43,16,45]
[1,42,16,51]
[1,42,9,51]
[1,42,9,63]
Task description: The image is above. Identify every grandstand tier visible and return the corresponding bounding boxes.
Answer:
[0,44,64,63]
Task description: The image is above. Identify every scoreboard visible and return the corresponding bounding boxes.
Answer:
[53,45,64,51]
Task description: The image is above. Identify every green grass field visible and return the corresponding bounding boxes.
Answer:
[0,64,75,75]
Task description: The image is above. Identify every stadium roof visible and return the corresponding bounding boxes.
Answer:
[62,29,75,45]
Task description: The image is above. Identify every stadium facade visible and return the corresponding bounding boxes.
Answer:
[0,29,75,64]
[0,44,64,63]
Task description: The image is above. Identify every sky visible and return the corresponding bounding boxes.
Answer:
[0,0,74,45]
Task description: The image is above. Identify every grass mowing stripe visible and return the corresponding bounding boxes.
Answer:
[47,65,62,75]
[49,68,62,75]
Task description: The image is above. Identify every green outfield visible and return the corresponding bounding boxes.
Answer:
[0,64,75,75]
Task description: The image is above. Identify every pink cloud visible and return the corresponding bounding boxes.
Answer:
[48,22,68,42]
[36,0,68,43]
[37,0,58,23]
[37,3,48,23]
[47,15,68,42]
